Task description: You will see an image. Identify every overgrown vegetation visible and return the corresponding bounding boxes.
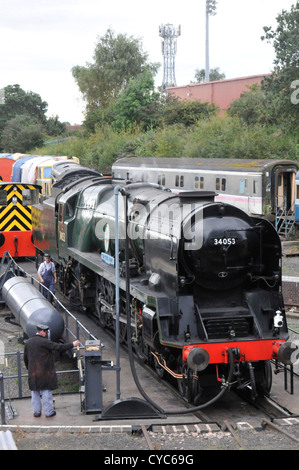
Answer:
[34,114,297,173]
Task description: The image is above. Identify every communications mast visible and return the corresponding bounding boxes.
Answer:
[159,23,181,92]
[205,0,217,82]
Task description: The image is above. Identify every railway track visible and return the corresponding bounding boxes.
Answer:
[136,392,299,451]
[2,259,299,450]
[66,295,299,451]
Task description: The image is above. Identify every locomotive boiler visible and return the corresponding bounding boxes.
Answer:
[32,173,291,404]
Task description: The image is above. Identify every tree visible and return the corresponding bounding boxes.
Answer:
[161,96,218,126]
[228,84,278,125]
[261,2,299,125]
[72,28,159,113]
[193,67,226,83]
[45,115,67,136]
[1,114,44,152]
[0,84,48,133]
[110,69,162,130]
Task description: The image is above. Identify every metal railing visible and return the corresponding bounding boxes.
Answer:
[0,350,81,425]
[0,251,99,425]
[275,197,295,239]
[0,251,98,344]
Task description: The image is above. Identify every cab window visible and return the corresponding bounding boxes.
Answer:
[0,190,7,206]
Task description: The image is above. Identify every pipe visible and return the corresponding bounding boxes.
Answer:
[114,185,123,401]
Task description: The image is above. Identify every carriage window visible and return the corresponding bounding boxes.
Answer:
[175,175,184,187]
[253,180,258,194]
[239,179,247,194]
[43,167,52,179]
[216,178,220,191]
[0,191,7,206]
[221,178,226,191]
[157,174,165,185]
[195,176,204,189]
[296,185,299,200]
[22,189,39,205]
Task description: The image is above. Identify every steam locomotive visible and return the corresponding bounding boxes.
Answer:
[32,168,291,404]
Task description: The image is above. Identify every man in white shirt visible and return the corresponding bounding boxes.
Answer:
[38,253,57,300]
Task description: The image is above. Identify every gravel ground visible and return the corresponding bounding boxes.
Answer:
[11,426,299,451]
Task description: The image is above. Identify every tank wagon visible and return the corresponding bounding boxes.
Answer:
[32,168,293,404]
[2,276,64,342]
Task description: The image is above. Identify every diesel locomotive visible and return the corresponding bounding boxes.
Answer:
[32,168,292,404]
[0,154,81,258]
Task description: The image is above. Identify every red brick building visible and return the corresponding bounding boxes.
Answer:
[167,74,269,111]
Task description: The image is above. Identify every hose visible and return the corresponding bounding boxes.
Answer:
[127,301,235,414]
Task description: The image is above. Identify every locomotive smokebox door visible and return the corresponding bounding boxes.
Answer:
[83,340,103,414]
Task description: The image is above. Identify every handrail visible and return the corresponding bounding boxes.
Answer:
[275,197,295,239]
[0,350,81,425]
[0,251,98,344]
[0,252,100,425]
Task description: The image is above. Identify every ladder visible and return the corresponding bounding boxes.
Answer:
[275,197,295,239]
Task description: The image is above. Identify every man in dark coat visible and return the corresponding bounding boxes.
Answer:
[24,324,80,417]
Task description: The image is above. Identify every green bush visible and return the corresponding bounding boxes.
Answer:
[33,114,297,171]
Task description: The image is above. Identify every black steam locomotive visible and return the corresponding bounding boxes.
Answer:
[32,168,291,404]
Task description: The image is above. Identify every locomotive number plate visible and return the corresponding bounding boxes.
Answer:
[214,237,236,246]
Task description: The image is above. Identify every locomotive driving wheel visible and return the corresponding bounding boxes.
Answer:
[255,360,272,397]
[176,358,199,403]
[95,275,115,328]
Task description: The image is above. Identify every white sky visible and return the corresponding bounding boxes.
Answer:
[0,0,295,124]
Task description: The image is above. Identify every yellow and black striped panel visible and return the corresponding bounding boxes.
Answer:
[0,184,40,232]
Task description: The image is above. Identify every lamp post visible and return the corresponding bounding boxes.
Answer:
[205,0,217,82]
